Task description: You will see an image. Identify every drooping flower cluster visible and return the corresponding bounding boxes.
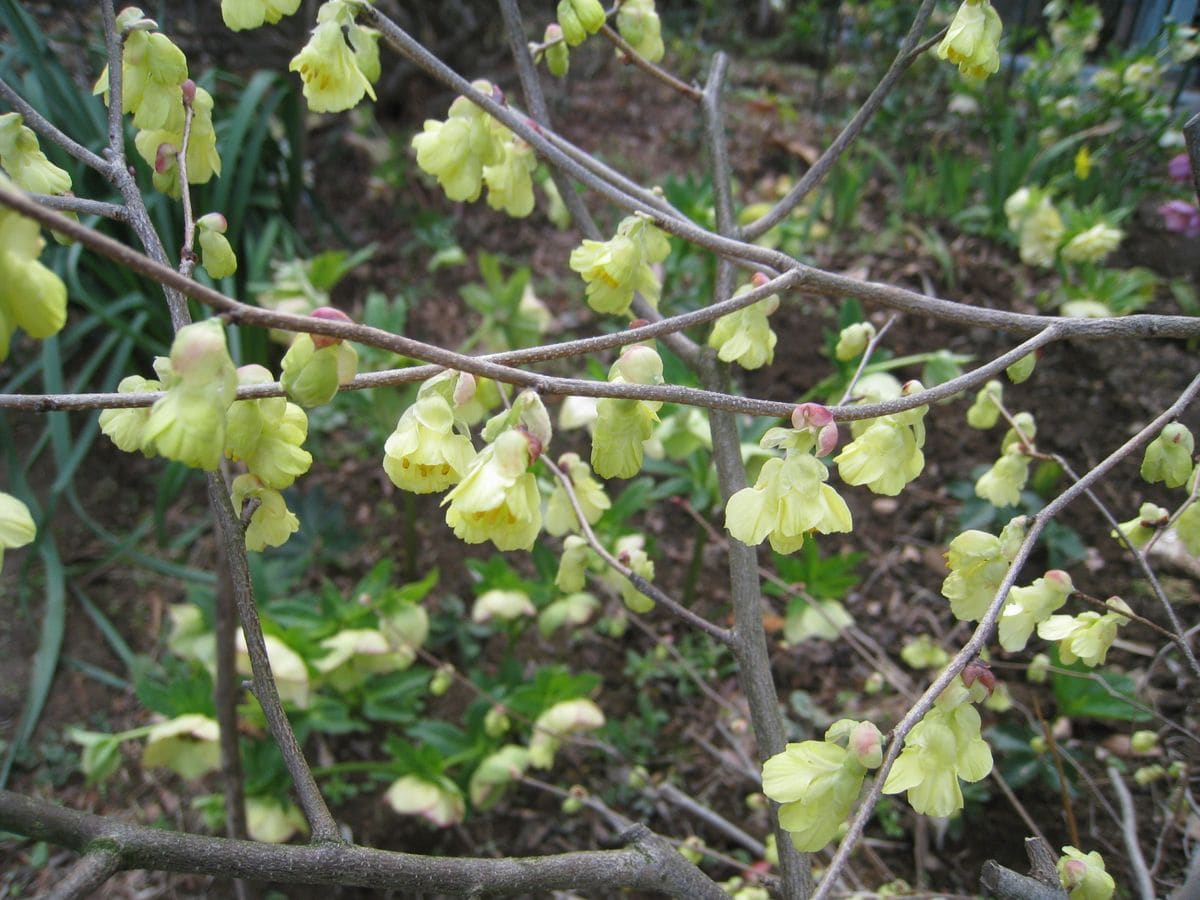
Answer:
[591,344,664,479]
[555,0,606,46]
[139,320,239,471]
[974,410,1037,509]
[0,172,68,360]
[834,322,875,361]
[528,698,606,769]
[1058,846,1116,900]
[941,516,1027,622]
[385,776,465,827]
[707,280,780,370]
[1140,423,1194,488]
[569,215,671,316]
[412,81,536,216]
[443,426,543,551]
[279,308,359,407]
[882,680,993,817]
[726,405,851,554]
[99,321,323,550]
[998,569,1075,652]
[834,382,927,496]
[289,1,381,113]
[1038,596,1132,667]
[615,0,665,63]
[1111,501,1169,549]
[936,0,1003,80]
[0,113,71,195]
[94,12,221,197]
[761,719,882,850]
[195,212,237,280]
[544,452,611,535]
[383,372,477,495]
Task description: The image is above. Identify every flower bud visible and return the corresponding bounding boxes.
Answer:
[484,705,510,737]
[429,663,454,697]
[966,380,1003,429]
[1130,730,1158,754]
[1006,352,1037,384]
[835,322,875,361]
[792,402,834,430]
[1027,652,1050,683]
[1141,422,1195,488]
[544,23,569,76]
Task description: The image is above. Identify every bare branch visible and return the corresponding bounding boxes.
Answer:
[600,24,703,101]
[543,455,734,646]
[29,193,127,221]
[46,845,121,900]
[205,478,343,844]
[0,789,728,899]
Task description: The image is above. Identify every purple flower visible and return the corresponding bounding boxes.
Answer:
[1159,200,1200,238]
[1168,152,1193,183]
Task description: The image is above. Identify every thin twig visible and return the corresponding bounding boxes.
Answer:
[207,479,343,844]
[742,2,942,239]
[543,455,734,646]
[29,194,127,221]
[600,24,702,101]
[838,315,898,405]
[1033,694,1079,847]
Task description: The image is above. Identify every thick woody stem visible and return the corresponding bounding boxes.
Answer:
[0,790,727,898]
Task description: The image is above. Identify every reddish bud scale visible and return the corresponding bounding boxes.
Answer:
[309,306,353,348]
[628,318,650,329]
[516,426,543,462]
[181,79,197,104]
[155,143,177,174]
[751,271,770,288]
[961,660,996,695]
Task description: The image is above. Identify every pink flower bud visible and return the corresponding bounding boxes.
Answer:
[181,79,197,104]
[816,421,839,457]
[155,143,177,174]
[791,402,833,430]
[195,212,228,233]
[453,372,477,407]
[309,306,352,348]
[751,272,770,288]
[1061,859,1087,889]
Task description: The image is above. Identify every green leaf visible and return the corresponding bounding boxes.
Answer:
[403,721,472,760]
[132,656,215,718]
[1052,663,1153,722]
[362,669,429,725]
[299,695,364,736]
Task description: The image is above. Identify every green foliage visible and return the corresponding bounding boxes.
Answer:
[1051,656,1154,723]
